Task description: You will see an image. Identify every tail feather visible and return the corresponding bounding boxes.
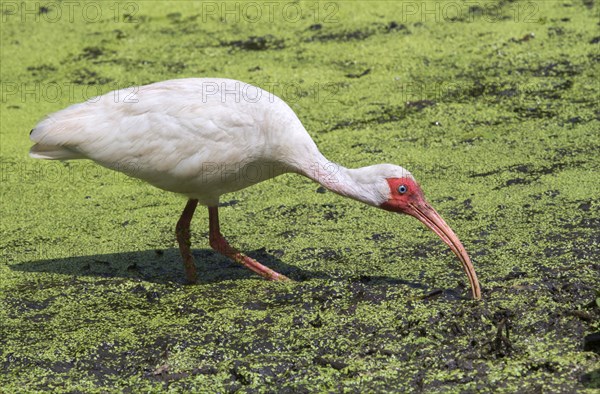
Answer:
[29,103,91,160]
[29,144,84,160]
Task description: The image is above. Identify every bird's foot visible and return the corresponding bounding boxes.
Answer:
[210,233,290,281]
[232,252,291,281]
[182,257,198,284]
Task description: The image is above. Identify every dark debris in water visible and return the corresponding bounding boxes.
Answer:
[71,68,113,85]
[225,35,285,51]
[584,333,600,354]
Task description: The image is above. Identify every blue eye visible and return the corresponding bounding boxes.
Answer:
[398,185,408,194]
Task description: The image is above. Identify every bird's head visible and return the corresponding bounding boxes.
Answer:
[312,162,481,299]
[373,167,481,300]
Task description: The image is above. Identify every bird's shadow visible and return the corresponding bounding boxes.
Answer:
[10,248,312,285]
[10,247,429,290]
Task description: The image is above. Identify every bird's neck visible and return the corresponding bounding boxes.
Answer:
[300,155,386,207]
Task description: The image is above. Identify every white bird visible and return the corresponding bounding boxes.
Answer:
[30,78,481,299]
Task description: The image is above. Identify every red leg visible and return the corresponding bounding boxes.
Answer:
[176,199,198,283]
[208,206,290,281]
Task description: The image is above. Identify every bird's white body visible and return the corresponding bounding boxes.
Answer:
[30,78,409,206]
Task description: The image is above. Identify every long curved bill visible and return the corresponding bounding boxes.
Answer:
[407,202,481,300]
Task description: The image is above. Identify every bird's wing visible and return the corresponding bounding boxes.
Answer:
[29,80,266,183]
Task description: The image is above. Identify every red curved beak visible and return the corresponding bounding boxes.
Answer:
[406,201,482,300]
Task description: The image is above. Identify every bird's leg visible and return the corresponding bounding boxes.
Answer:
[176,198,199,283]
[208,206,290,281]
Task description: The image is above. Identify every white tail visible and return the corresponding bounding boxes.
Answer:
[29,143,84,160]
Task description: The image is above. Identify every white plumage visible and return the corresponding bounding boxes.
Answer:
[30,78,481,299]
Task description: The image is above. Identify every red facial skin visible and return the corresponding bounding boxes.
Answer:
[380,177,482,300]
[380,177,426,214]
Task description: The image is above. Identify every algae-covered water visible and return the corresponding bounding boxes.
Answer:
[1,1,599,392]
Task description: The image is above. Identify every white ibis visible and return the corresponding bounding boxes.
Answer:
[29,78,481,299]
